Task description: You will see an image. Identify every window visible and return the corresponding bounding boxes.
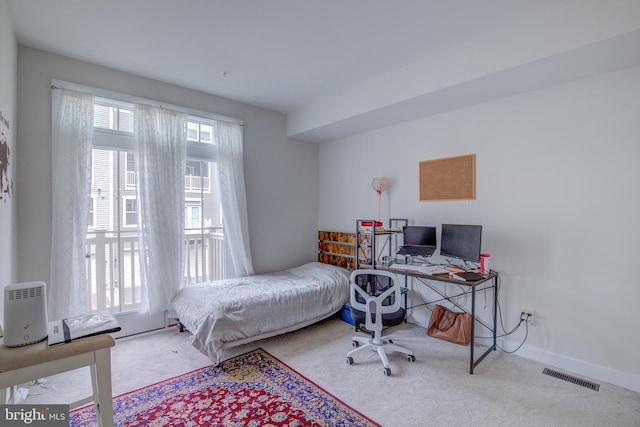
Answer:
[185,200,201,229]
[53,80,244,337]
[88,196,95,229]
[86,95,225,320]
[187,121,213,144]
[125,153,136,188]
[123,197,138,227]
[94,102,133,132]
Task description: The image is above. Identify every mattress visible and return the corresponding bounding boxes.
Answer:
[168,261,350,363]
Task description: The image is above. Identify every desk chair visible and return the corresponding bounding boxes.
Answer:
[346,269,415,376]
[0,334,116,427]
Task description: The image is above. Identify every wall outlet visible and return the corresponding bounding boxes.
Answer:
[521,307,534,325]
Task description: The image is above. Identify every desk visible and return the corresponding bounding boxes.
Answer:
[382,264,498,374]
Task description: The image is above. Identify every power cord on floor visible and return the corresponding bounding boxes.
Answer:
[473,273,531,353]
[496,315,529,354]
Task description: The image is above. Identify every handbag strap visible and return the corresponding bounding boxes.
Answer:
[435,312,461,331]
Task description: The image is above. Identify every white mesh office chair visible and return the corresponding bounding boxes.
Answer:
[346,269,415,376]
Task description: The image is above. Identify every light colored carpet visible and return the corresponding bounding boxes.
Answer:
[22,317,640,426]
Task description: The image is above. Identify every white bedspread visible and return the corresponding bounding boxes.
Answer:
[168,262,350,363]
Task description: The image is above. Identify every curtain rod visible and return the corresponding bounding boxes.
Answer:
[50,83,247,129]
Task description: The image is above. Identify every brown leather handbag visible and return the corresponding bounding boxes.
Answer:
[427,304,472,345]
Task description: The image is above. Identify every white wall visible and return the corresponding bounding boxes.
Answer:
[16,46,319,287]
[0,0,18,323]
[319,65,640,392]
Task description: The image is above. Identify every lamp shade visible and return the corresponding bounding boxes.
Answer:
[371,177,389,194]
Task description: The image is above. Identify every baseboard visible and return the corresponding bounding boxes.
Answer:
[408,310,639,393]
[508,343,640,393]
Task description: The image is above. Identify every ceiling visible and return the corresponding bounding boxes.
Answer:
[7,1,640,142]
[8,0,555,113]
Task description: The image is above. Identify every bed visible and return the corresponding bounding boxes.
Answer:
[168,232,356,363]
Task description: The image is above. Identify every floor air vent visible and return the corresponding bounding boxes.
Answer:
[542,368,600,391]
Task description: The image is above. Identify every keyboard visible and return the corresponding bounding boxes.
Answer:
[390,263,450,275]
[389,263,424,273]
[396,246,435,257]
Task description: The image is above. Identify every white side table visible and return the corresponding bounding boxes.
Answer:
[0,334,116,427]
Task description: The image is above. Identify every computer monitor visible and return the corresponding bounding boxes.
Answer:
[402,226,436,246]
[440,224,482,263]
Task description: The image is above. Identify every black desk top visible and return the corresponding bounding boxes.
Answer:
[379,263,497,285]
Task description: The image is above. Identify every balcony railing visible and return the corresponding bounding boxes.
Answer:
[124,172,210,192]
[125,171,136,188]
[185,175,210,192]
[86,227,223,312]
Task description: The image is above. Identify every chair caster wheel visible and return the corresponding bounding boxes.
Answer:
[383,368,391,376]
[352,341,360,347]
[407,355,416,362]
[347,357,354,365]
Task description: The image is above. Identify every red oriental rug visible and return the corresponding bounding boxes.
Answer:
[70,348,380,426]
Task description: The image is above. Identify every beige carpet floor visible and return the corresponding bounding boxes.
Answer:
[22,317,640,426]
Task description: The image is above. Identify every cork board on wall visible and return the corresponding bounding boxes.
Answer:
[419,154,475,201]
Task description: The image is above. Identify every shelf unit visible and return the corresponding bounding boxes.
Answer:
[355,218,407,269]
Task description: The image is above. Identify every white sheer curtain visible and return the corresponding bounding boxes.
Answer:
[214,121,254,278]
[135,104,187,313]
[49,89,94,320]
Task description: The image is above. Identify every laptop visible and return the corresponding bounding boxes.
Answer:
[396,226,437,257]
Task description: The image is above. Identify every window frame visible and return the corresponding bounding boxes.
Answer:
[54,78,243,161]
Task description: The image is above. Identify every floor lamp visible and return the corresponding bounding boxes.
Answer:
[371,177,389,226]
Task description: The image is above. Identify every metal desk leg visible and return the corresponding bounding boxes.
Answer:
[470,276,498,374]
[493,276,498,351]
[470,284,476,374]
